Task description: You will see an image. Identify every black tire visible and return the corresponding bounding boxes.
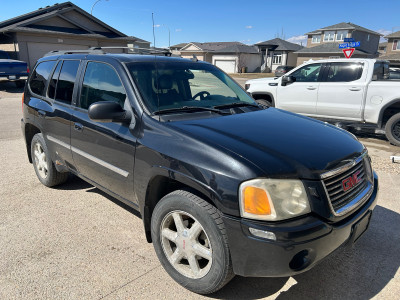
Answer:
[151,190,234,294]
[15,80,25,88]
[31,133,69,187]
[256,98,273,108]
[385,113,400,146]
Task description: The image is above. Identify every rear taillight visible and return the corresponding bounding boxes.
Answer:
[22,93,24,112]
[27,67,30,73]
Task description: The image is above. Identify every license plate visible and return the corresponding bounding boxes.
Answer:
[8,75,16,80]
[352,211,372,244]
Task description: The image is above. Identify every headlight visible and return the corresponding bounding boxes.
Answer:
[239,179,311,221]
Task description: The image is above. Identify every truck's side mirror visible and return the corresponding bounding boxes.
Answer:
[281,75,296,86]
[88,101,130,123]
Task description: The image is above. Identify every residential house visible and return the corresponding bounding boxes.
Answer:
[255,38,303,72]
[380,31,400,67]
[295,22,381,65]
[378,42,387,55]
[179,42,260,73]
[0,2,150,68]
[170,43,187,56]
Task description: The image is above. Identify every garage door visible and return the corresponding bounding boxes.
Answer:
[215,60,236,73]
[27,42,88,68]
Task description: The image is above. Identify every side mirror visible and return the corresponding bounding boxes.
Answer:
[281,75,296,86]
[88,101,129,123]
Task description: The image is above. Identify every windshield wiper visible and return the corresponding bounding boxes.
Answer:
[213,102,260,109]
[153,106,231,115]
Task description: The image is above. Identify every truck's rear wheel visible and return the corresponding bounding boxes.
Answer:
[151,190,234,294]
[385,113,400,146]
[31,133,69,187]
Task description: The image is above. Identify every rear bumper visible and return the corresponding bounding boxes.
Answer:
[0,74,28,81]
[223,172,378,277]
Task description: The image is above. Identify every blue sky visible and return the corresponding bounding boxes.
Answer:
[1,0,399,47]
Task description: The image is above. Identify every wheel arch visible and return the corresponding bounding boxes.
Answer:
[141,169,222,243]
[24,122,41,163]
[251,92,275,106]
[378,99,400,128]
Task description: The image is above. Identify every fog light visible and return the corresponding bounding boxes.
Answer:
[249,227,276,241]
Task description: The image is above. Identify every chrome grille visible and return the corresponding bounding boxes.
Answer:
[322,152,373,216]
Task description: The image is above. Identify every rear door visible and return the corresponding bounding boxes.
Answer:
[70,60,136,203]
[276,63,323,115]
[36,59,81,167]
[316,62,365,120]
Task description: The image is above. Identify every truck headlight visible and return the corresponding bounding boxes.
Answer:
[239,179,311,221]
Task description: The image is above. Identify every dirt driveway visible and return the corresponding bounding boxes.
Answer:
[1,81,399,299]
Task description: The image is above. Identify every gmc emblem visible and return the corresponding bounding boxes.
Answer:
[342,170,361,192]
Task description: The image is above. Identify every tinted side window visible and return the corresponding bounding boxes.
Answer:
[79,62,126,110]
[48,61,62,99]
[29,61,56,96]
[326,63,363,82]
[290,63,322,82]
[372,62,390,81]
[55,60,80,104]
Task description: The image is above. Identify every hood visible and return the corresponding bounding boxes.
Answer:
[169,108,365,180]
[246,77,278,84]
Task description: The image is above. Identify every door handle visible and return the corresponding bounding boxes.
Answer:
[38,110,46,118]
[349,87,361,91]
[74,123,83,131]
[307,86,317,90]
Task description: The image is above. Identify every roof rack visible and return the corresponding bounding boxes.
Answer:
[44,46,172,57]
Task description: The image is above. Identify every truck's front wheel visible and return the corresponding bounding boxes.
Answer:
[385,113,400,146]
[151,190,234,294]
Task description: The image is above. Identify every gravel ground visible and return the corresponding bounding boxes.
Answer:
[1,81,399,299]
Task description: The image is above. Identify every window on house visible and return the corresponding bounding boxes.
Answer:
[393,40,400,50]
[272,55,282,64]
[367,34,370,41]
[323,31,335,42]
[312,35,321,43]
[336,31,348,41]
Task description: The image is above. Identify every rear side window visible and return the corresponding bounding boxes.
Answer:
[372,62,390,80]
[47,61,62,99]
[29,61,56,96]
[79,62,126,110]
[55,60,80,104]
[325,63,363,82]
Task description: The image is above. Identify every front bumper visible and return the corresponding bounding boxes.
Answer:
[223,172,378,277]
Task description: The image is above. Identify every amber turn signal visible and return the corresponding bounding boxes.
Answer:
[243,186,271,215]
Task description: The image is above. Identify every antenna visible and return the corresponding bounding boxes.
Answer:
[152,12,156,48]
[152,12,160,120]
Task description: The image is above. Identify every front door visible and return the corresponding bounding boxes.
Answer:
[70,61,136,203]
[276,63,323,115]
[316,62,365,120]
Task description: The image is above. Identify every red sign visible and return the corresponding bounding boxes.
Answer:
[342,170,361,191]
[343,48,355,59]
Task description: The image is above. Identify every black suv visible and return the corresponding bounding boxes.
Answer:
[21,49,378,294]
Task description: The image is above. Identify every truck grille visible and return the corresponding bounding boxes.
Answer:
[321,153,373,216]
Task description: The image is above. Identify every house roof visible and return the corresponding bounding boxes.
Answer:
[170,43,188,49]
[379,53,400,61]
[255,38,303,51]
[305,22,381,36]
[0,2,149,43]
[385,30,400,38]
[181,42,259,54]
[295,42,370,55]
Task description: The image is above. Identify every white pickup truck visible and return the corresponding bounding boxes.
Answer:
[245,59,400,146]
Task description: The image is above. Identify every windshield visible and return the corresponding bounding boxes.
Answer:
[126,61,256,113]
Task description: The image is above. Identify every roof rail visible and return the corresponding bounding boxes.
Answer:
[44,46,172,57]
